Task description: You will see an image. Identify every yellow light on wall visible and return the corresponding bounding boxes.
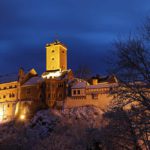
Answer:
[20,114,25,120]
[0,107,3,121]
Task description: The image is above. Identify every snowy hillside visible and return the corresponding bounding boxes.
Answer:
[0,106,103,150]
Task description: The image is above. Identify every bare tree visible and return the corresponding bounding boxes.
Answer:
[109,37,150,149]
[74,64,91,80]
[98,108,142,150]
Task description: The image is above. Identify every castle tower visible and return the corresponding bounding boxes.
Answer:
[46,40,67,72]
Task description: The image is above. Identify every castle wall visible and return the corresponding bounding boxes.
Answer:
[45,78,66,108]
[0,81,19,121]
[0,81,19,102]
[0,102,16,121]
[20,85,41,102]
[64,94,113,110]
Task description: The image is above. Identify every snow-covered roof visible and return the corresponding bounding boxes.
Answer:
[71,81,117,89]
[71,81,87,89]
[0,74,18,84]
[23,76,44,86]
[42,69,72,80]
[87,83,117,89]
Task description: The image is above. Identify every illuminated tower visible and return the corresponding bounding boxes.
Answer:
[46,40,67,71]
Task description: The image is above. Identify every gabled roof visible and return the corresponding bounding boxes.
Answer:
[23,76,44,86]
[87,83,117,89]
[0,74,18,84]
[71,81,87,89]
[90,74,118,83]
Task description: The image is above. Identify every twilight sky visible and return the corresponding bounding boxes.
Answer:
[0,0,150,75]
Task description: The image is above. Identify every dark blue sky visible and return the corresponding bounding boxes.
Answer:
[0,0,150,75]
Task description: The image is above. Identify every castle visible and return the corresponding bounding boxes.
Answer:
[0,40,118,122]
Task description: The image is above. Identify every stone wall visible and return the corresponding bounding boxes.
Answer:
[64,94,113,110]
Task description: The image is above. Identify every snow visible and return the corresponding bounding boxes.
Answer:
[42,69,72,80]
[87,83,117,89]
[71,81,87,89]
[71,79,117,89]
[0,106,104,149]
[23,76,44,86]
[42,70,62,79]
[28,109,58,138]
[52,106,104,127]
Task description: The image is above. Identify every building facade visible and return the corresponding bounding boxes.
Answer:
[0,40,117,122]
[65,76,118,110]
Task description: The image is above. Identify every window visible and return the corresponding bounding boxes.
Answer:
[59,94,62,98]
[7,104,9,107]
[3,95,6,98]
[9,94,11,98]
[52,58,54,60]
[92,94,98,100]
[58,83,64,88]
[27,88,30,94]
[48,94,50,99]
[12,93,15,97]
[77,90,80,95]
[62,51,64,53]
[52,50,55,53]
[73,90,76,95]
[40,94,42,98]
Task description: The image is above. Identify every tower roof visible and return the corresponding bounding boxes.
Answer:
[46,40,67,49]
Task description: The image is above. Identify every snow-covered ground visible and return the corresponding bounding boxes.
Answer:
[0,106,104,150]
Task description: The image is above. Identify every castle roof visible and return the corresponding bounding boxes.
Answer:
[46,40,67,49]
[90,75,118,84]
[23,76,44,86]
[71,81,87,89]
[87,83,117,89]
[42,69,72,80]
[0,74,18,84]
